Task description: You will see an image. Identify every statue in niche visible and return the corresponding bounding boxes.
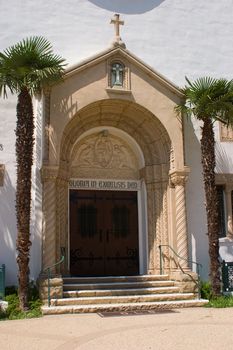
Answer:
[111,62,124,87]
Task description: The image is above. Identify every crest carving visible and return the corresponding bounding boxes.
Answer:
[72,131,137,171]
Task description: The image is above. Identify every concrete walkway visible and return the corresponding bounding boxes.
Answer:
[0,307,233,350]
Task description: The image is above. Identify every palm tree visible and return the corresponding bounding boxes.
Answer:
[0,37,66,310]
[176,77,233,296]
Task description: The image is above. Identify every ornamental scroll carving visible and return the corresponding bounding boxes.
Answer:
[170,174,187,187]
[169,145,175,171]
[72,131,138,171]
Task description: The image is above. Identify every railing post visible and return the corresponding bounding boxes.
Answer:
[0,264,5,299]
[158,244,202,298]
[48,268,51,307]
[159,245,163,275]
[43,255,64,308]
[197,264,201,299]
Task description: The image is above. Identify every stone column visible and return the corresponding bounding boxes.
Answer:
[170,169,190,269]
[225,185,233,237]
[56,174,69,275]
[42,88,51,164]
[146,183,156,274]
[41,166,59,270]
[146,181,170,274]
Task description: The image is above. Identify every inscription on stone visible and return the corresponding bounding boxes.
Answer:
[69,178,140,191]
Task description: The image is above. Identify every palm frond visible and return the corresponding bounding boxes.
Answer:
[176,76,233,124]
[0,36,66,96]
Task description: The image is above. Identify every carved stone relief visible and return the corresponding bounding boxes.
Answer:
[71,130,139,179]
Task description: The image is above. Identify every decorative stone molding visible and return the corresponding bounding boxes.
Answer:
[0,165,5,186]
[41,166,59,182]
[169,145,175,171]
[169,172,189,188]
[169,168,190,269]
[219,122,233,142]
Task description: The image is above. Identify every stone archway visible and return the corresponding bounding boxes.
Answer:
[41,99,189,276]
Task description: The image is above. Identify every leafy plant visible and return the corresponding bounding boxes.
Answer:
[201,281,213,300]
[0,36,66,310]
[0,282,42,320]
[176,77,233,296]
[206,296,233,308]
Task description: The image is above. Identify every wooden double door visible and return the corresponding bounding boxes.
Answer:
[69,190,139,276]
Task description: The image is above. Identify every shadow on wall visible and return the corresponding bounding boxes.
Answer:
[183,116,209,280]
[88,0,165,14]
[0,170,17,286]
[215,142,233,173]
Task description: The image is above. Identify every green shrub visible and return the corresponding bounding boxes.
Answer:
[206,296,233,308]
[0,306,6,320]
[200,281,213,300]
[0,282,42,321]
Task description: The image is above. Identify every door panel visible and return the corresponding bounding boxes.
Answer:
[69,190,139,276]
[104,192,139,275]
[70,191,105,276]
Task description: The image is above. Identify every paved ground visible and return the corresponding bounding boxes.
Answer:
[0,307,233,350]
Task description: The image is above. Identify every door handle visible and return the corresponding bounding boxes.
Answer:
[106,230,109,243]
[99,229,103,242]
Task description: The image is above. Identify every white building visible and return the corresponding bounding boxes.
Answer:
[1,0,233,287]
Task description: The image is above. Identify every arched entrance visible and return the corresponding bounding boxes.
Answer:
[41,99,186,277]
[68,126,147,276]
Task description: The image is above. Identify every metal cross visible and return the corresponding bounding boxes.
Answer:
[110,14,124,40]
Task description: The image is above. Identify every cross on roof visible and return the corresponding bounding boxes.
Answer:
[110,14,124,43]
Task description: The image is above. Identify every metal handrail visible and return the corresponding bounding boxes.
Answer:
[43,255,64,307]
[158,244,202,299]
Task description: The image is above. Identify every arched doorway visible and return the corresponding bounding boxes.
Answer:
[41,99,175,276]
[68,126,146,276]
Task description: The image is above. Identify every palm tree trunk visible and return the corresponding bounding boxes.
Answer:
[15,88,34,310]
[201,118,221,296]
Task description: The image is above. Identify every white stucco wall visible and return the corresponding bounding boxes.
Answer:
[1,0,233,283]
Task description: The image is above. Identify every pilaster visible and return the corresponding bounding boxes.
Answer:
[42,88,51,164]
[169,168,190,269]
[41,166,59,270]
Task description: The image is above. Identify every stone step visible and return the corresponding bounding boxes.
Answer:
[63,280,175,291]
[63,286,180,298]
[52,293,194,306]
[42,299,209,315]
[63,274,169,285]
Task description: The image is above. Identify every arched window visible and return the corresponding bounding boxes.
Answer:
[111,62,124,87]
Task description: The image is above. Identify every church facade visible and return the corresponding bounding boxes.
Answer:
[1,1,233,286]
[41,41,190,280]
